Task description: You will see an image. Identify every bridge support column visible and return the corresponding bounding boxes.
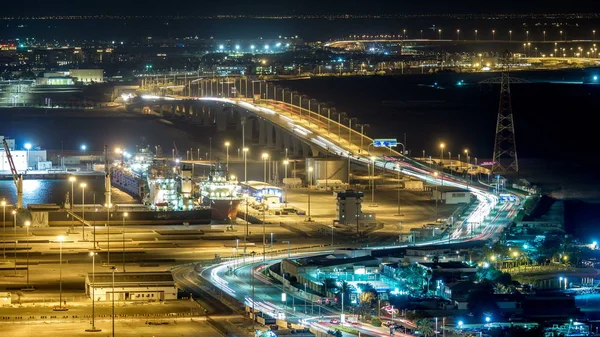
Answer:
[216,108,228,131]
[258,119,267,146]
[292,138,301,157]
[266,122,274,148]
[283,134,291,154]
[243,118,253,142]
[275,127,283,151]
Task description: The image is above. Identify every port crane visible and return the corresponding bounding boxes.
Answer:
[2,139,23,209]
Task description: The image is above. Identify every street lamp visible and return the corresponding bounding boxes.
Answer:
[262,153,269,182]
[24,143,31,168]
[224,141,231,170]
[86,251,101,332]
[80,182,87,241]
[492,29,496,40]
[396,164,403,216]
[439,143,445,166]
[433,172,439,219]
[105,203,113,264]
[243,148,249,183]
[122,212,128,272]
[283,160,289,203]
[69,176,76,212]
[24,220,31,288]
[111,266,117,337]
[12,210,17,276]
[282,240,291,258]
[56,235,66,311]
[307,167,313,222]
[370,156,377,206]
[1,199,5,260]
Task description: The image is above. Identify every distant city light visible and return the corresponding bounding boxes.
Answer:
[24,143,31,150]
[286,43,290,47]
[81,144,87,151]
[485,317,491,323]
[250,45,255,50]
[276,42,281,47]
[594,75,598,81]
[235,45,240,50]
[218,45,224,50]
[264,44,270,50]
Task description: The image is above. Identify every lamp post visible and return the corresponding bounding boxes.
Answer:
[307,167,313,222]
[1,199,5,260]
[250,251,256,333]
[434,172,439,219]
[106,203,112,264]
[283,160,289,204]
[24,220,30,288]
[370,156,376,206]
[111,266,116,337]
[282,240,291,258]
[11,210,16,275]
[80,183,87,241]
[69,176,76,211]
[439,143,445,167]
[57,235,65,310]
[262,153,269,182]
[86,251,101,332]
[122,212,127,272]
[243,148,249,183]
[396,164,403,216]
[224,141,230,170]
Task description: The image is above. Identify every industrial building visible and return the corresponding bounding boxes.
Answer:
[85,271,178,302]
[0,136,49,171]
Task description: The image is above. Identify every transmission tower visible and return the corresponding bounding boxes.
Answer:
[492,53,519,174]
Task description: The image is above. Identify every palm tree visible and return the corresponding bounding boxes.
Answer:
[416,318,435,337]
[324,278,338,295]
[337,281,354,308]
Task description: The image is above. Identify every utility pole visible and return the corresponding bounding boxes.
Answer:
[492,52,519,175]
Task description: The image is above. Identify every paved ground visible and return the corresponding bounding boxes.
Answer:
[0,319,221,337]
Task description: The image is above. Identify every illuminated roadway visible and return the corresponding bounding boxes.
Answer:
[141,94,524,331]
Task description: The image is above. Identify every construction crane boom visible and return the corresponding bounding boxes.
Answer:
[2,139,23,209]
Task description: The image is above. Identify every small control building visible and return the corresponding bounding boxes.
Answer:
[335,190,376,227]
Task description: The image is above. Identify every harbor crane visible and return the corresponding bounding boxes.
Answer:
[2,139,23,209]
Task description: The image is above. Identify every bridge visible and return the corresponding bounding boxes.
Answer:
[128,80,522,246]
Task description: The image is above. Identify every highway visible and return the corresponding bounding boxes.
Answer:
[139,93,525,333]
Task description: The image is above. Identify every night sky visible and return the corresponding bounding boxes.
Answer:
[3,0,600,15]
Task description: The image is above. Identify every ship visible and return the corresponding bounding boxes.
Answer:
[199,164,243,223]
[110,146,154,200]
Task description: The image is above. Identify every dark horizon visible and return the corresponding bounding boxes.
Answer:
[4,1,600,16]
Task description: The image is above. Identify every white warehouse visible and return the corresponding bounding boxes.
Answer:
[431,186,471,205]
[85,272,178,302]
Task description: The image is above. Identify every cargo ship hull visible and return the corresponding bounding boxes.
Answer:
[208,199,242,223]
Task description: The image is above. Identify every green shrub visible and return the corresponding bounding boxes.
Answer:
[372,317,382,327]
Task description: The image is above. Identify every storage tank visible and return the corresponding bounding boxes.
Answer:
[305,158,349,185]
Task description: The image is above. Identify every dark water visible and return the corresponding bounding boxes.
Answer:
[2,17,599,41]
[0,179,136,207]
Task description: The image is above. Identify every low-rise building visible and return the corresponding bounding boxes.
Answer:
[85,271,177,302]
[430,186,471,204]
